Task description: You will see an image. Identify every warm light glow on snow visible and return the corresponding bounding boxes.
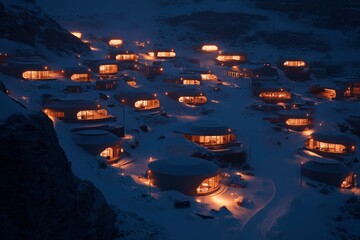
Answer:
[70,31,82,39]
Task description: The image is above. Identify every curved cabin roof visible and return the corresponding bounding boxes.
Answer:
[63,66,91,78]
[73,130,120,155]
[148,157,219,177]
[310,132,356,145]
[253,65,278,78]
[166,87,204,98]
[277,110,311,118]
[115,91,158,104]
[302,158,354,187]
[174,121,233,136]
[43,100,102,111]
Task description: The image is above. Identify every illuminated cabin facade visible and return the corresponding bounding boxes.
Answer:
[254,86,292,103]
[278,59,310,80]
[115,91,160,111]
[216,52,247,66]
[42,100,116,123]
[148,48,176,59]
[148,157,220,196]
[166,88,207,106]
[63,66,91,82]
[195,44,219,53]
[310,85,337,100]
[73,130,123,164]
[3,63,61,80]
[175,121,240,152]
[305,132,356,157]
[301,158,356,188]
[343,81,360,99]
[107,50,139,62]
[310,80,360,100]
[276,110,313,131]
[227,65,252,78]
[84,60,119,78]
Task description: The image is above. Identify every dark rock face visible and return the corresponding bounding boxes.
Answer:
[0,0,90,55]
[0,112,117,240]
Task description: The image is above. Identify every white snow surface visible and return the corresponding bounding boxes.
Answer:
[2,0,360,239]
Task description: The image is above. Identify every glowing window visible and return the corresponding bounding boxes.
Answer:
[99,64,118,74]
[100,147,114,159]
[22,70,58,80]
[182,79,201,85]
[76,109,108,120]
[70,31,82,39]
[157,51,176,58]
[201,73,217,81]
[283,61,305,67]
[323,88,336,99]
[259,91,291,99]
[286,118,310,126]
[196,175,220,194]
[108,39,123,47]
[134,99,160,110]
[178,96,207,105]
[71,73,90,82]
[201,45,218,52]
[115,54,138,61]
[216,55,242,62]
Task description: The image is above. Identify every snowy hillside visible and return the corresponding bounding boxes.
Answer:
[1,0,360,239]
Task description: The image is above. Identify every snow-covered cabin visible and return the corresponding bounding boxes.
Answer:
[174,121,240,152]
[227,64,253,78]
[252,63,279,81]
[115,91,160,111]
[3,61,61,80]
[164,73,202,86]
[310,80,360,100]
[42,100,116,123]
[148,157,220,196]
[276,110,313,131]
[305,132,356,157]
[165,87,207,106]
[278,59,310,81]
[107,49,139,62]
[140,61,164,78]
[182,68,217,81]
[73,130,123,164]
[148,48,176,59]
[84,60,119,78]
[216,51,247,66]
[63,66,92,82]
[301,158,356,188]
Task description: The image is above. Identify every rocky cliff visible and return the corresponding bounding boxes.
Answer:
[0,93,117,240]
[0,0,90,56]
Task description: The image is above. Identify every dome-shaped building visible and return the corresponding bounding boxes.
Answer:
[148,157,220,196]
[301,158,356,188]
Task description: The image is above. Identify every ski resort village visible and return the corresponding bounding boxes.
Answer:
[1,0,360,239]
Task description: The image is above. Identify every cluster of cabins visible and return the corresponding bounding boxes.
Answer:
[1,32,359,196]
